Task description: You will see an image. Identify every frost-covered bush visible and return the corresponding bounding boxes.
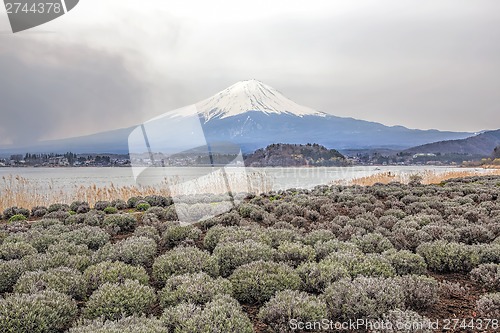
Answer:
[323,276,404,320]
[146,206,167,220]
[477,243,500,264]
[133,225,160,242]
[31,205,48,218]
[14,267,86,300]
[258,290,328,333]
[203,225,271,252]
[162,295,253,333]
[22,251,92,272]
[103,214,137,234]
[111,199,128,210]
[314,239,361,260]
[0,241,37,260]
[145,195,172,207]
[3,206,30,219]
[421,224,459,242]
[352,233,394,254]
[159,272,232,307]
[44,210,71,221]
[391,227,431,251]
[94,236,157,267]
[68,316,167,333]
[84,279,156,320]
[456,225,494,244]
[62,226,110,250]
[0,259,25,293]
[94,201,112,211]
[325,251,396,277]
[394,275,439,310]
[470,264,500,291]
[275,241,315,267]
[214,240,275,277]
[476,293,500,318]
[238,203,265,222]
[383,249,427,275]
[153,246,218,286]
[48,203,70,212]
[377,309,433,333]
[229,260,301,304]
[302,229,336,246]
[296,260,350,293]
[416,241,480,272]
[266,227,303,248]
[0,290,77,333]
[31,218,62,229]
[161,225,202,249]
[84,261,149,292]
[70,201,90,214]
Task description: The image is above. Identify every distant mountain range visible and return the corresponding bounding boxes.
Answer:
[405,129,500,156]
[0,80,477,156]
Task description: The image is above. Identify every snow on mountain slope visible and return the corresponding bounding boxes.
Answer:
[195,80,326,121]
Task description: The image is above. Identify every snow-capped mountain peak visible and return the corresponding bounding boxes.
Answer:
[195,80,326,121]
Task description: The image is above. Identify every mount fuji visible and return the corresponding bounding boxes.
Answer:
[0,80,474,155]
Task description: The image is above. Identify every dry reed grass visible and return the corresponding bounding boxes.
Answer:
[0,171,272,212]
[334,169,500,187]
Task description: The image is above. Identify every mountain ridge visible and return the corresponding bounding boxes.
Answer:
[0,80,476,155]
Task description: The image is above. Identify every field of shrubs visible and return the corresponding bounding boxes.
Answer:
[1,176,499,332]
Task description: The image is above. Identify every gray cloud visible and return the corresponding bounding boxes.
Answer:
[0,37,147,145]
[1,0,500,147]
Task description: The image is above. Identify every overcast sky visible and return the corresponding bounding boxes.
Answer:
[1,0,499,145]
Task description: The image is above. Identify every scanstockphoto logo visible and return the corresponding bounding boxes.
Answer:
[4,0,79,33]
[128,105,249,224]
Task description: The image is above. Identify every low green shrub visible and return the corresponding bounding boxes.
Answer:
[159,272,232,307]
[8,214,27,223]
[416,241,480,272]
[14,267,86,300]
[0,241,37,260]
[84,279,156,320]
[83,261,149,292]
[303,229,336,246]
[229,260,301,304]
[31,206,48,218]
[68,316,167,333]
[323,276,404,320]
[22,252,92,272]
[136,202,151,211]
[214,240,275,277]
[258,290,328,333]
[47,241,92,256]
[153,246,218,286]
[0,290,77,333]
[103,206,118,214]
[111,199,128,210]
[48,203,70,212]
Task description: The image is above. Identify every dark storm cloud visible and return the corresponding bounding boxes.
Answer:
[0,37,146,145]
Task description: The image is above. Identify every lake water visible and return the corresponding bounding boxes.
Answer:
[0,165,489,193]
